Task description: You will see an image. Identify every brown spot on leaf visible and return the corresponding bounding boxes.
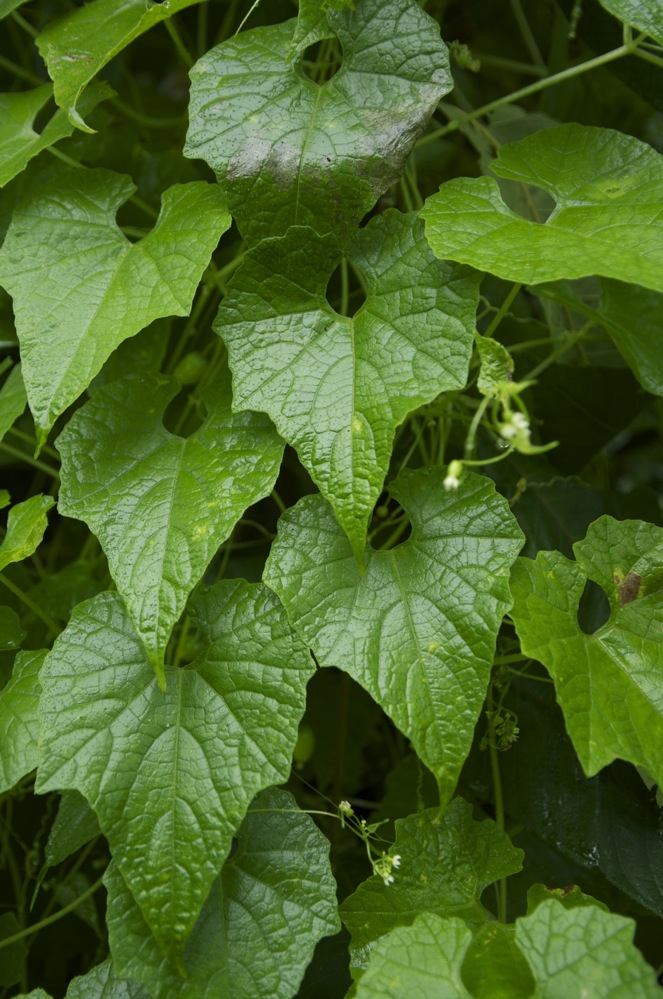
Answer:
[619,571,642,607]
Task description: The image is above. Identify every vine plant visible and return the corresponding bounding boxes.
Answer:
[0,0,662,995]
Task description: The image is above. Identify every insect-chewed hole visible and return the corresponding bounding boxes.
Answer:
[576,577,611,635]
[299,37,343,85]
[161,386,208,439]
[325,261,368,318]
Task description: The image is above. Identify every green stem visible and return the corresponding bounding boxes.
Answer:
[10,10,37,37]
[109,98,185,130]
[164,18,194,69]
[0,875,105,950]
[482,283,522,339]
[463,395,491,461]
[508,0,546,71]
[7,428,59,462]
[0,54,40,85]
[634,47,663,69]
[487,708,507,922]
[0,442,59,480]
[418,43,634,147]
[474,53,546,78]
[0,573,59,636]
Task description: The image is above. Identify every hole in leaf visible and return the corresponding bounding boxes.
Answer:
[299,37,343,85]
[576,577,610,635]
[325,261,368,318]
[32,96,57,136]
[161,385,207,438]
[368,495,412,551]
[497,178,556,223]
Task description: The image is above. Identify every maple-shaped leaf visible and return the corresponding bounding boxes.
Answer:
[216,212,479,563]
[510,516,663,783]
[36,583,314,959]
[0,167,230,448]
[265,468,524,802]
[57,364,283,688]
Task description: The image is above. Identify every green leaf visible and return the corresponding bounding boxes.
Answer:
[217,213,479,562]
[0,0,30,18]
[515,900,660,997]
[0,82,113,188]
[0,494,54,571]
[340,799,523,970]
[0,605,26,649]
[36,582,314,958]
[66,960,148,998]
[475,334,514,398]
[106,788,341,998]
[289,0,336,55]
[45,791,100,869]
[598,0,663,45]
[57,366,283,686]
[461,923,535,999]
[0,650,45,793]
[0,913,27,988]
[354,914,473,998]
[264,468,523,800]
[0,168,230,447]
[510,516,663,783]
[0,363,27,443]
[185,0,451,241]
[36,0,204,131]
[526,883,608,913]
[535,278,663,396]
[420,124,663,294]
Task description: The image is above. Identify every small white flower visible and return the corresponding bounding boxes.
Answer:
[339,800,353,814]
[392,854,401,868]
[383,874,395,886]
[443,459,463,491]
[511,412,529,430]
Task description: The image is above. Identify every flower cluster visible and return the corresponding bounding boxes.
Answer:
[498,410,531,449]
[372,851,402,886]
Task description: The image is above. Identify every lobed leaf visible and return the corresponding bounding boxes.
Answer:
[510,516,663,783]
[0,168,230,447]
[0,650,45,794]
[185,0,451,241]
[265,467,524,801]
[421,124,663,294]
[515,900,660,997]
[36,583,314,959]
[36,0,204,131]
[57,365,283,687]
[340,799,523,970]
[0,494,54,571]
[216,212,479,562]
[0,82,113,188]
[106,788,340,998]
[354,913,473,998]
